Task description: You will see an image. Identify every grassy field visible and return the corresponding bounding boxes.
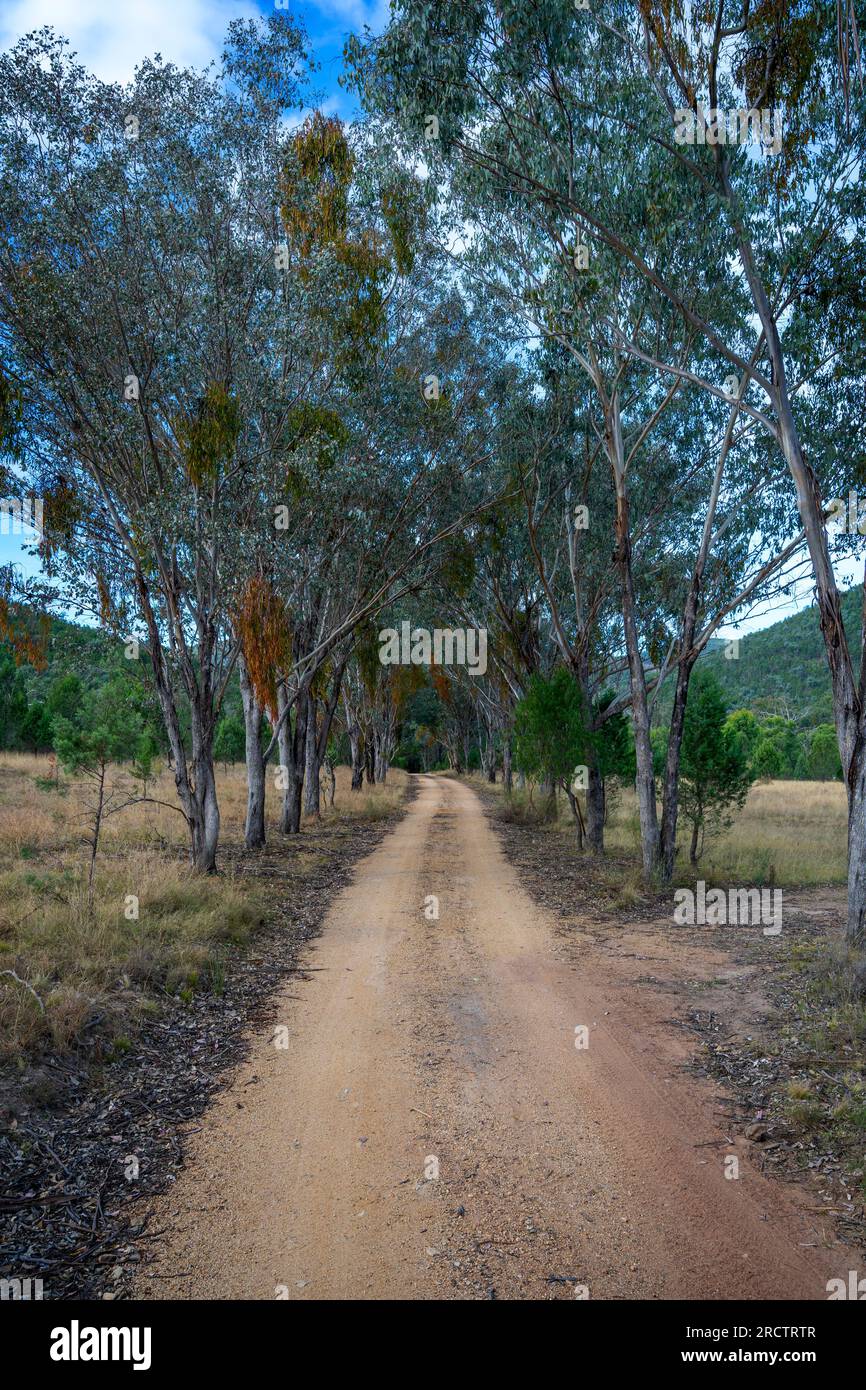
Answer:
[0,753,407,1059]
[2,759,846,1061]
[490,776,848,888]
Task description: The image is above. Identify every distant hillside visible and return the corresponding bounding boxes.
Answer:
[14,614,120,701]
[4,610,244,717]
[700,584,863,727]
[6,585,863,738]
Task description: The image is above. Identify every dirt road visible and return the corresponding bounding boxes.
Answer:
[137,776,857,1300]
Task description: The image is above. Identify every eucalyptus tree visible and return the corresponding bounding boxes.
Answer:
[458,359,623,843]
[340,624,415,786]
[351,1,833,886]
[356,0,866,930]
[341,652,368,789]
[303,653,351,816]
[597,2,866,927]
[233,109,516,833]
[0,17,311,871]
[465,341,791,863]
[348,6,727,872]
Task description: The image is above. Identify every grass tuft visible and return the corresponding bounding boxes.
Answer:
[0,754,408,1059]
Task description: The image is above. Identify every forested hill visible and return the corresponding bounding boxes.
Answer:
[12,613,119,700]
[701,584,863,728]
[5,585,863,735]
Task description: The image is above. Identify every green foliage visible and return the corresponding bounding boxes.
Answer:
[280,111,354,260]
[751,715,802,780]
[0,358,23,460]
[53,677,144,773]
[175,383,241,487]
[132,732,158,791]
[679,671,755,861]
[514,669,589,788]
[1,616,171,759]
[0,648,27,746]
[595,690,634,782]
[213,715,246,767]
[436,535,475,599]
[651,588,861,782]
[285,403,349,474]
[18,700,52,754]
[380,182,421,276]
[756,739,789,783]
[46,673,83,722]
[723,709,762,764]
[723,706,810,782]
[702,588,864,730]
[753,737,785,780]
[805,724,843,782]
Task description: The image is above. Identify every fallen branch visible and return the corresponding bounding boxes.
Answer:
[0,969,45,1013]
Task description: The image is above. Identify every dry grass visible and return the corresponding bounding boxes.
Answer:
[599,779,847,886]
[697,780,847,886]
[0,753,408,1057]
[481,773,848,887]
[769,936,866,1193]
[312,765,408,824]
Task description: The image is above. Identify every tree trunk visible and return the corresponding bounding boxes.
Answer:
[774,394,866,942]
[718,158,866,940]
[539,775,557,820]
[660,655,697,881]
[324,755,336,807]
[304,696,320,818]
[87,761,106,912]
[565,784,585,849]
[303,661,346,818]
[586,759,605,855]
[349,725,363,790]
[138,627,208,866]
[238,652,266,850]
[503,736,513,794]
[658,384,733,882]
[689,816,700,867]
[848,751,866,943]
[276,683,293,832]
[608,393,659,879]
[132,572,224,872]
[374,733,388,783]
[189,744,220,872]
[277,682,306,834]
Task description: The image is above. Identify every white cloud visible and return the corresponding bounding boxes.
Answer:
[0,2,394,91]
[0,0,258,84]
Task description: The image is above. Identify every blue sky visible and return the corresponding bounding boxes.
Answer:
[0,1,388,103]
[0,1,857,636]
